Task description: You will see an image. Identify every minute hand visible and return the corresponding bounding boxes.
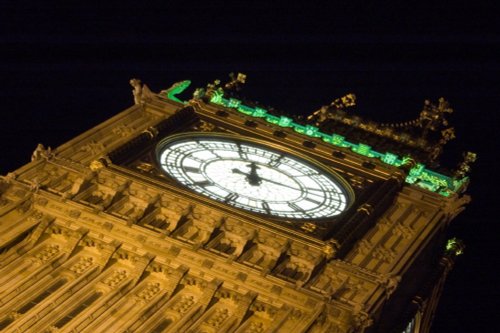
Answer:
[232,168,300,191]
[258,176,301,191]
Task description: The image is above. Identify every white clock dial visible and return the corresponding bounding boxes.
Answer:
[156,134,352,219]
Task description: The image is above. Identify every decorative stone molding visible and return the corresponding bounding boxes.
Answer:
[356,239,374,255]
[69,256,94,275]
[102,269,129,288]
[80,140,105,155]
[112,124,134,138]
[30,243,60,265]
[135,282,162,303]
[352,310,374,331]
[372,246,396,263]
[442,194,471,221]
[392,223,414,239]
[322,242,337,259]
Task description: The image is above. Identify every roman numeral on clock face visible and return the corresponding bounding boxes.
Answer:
[288,202,305,212]
[184,166,201,173]
[194,180,212,187]
[268,155,283,167]
[262,201,271,214]
[224,192,239,203]
[304,196,323,205]
[237,144,248,160]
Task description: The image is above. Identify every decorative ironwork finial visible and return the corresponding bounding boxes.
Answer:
[446,238,465,256]
[454,151,477,179]
[307,93,356,126]
[203,78,223,102]
[224,72,247,91]
[419,97,453,139]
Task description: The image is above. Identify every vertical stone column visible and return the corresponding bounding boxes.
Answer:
[333,177,402,258]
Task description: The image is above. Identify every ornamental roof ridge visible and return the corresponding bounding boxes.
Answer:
[151,75,474,198]
[307,96,456,167]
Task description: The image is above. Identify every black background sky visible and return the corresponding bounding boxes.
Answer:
[1,2,498,332]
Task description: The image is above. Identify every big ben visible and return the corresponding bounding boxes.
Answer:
[0,75,474,332]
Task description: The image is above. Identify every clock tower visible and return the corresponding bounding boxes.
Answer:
[0,76,473,332]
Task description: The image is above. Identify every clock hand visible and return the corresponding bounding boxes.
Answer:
[232,166,300,190]
[231,163,262,186]
[246,162,262,186]
[258,176,301,191]
[231,168,247,176]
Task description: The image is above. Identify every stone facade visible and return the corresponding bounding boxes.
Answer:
[0,82,469,332]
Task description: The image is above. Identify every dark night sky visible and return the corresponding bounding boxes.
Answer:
[1,2,498,332]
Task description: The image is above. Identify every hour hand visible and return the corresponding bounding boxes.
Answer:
[232,168,246,175]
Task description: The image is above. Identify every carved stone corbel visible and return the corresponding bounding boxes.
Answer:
[377,273,401,299]
[352,310,374,332]
[61,227,89,257]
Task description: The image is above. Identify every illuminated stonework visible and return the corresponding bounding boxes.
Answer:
[0,77,471,332]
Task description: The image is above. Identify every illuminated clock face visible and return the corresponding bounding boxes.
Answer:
[156,134,352,219]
